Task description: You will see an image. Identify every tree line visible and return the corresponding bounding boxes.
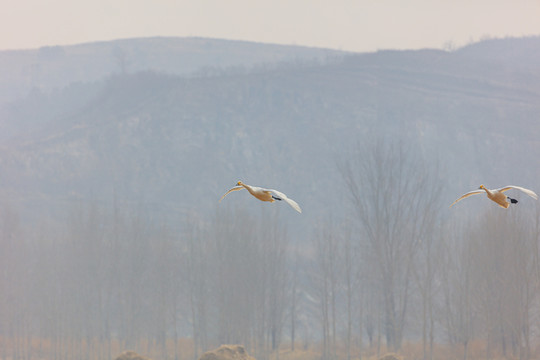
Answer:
[1,141,540,360]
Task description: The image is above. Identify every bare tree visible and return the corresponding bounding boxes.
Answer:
[208,207,290,359]
[260,213,288,355]
[289,249,300,352]
[439,221,475,360]
[339,139,441,351]
[467,208,537,360]
[0,204,25,360]
[412,202,444,360]
[340,225,360,360]
[311,221,339,360]
[185,215,210,359]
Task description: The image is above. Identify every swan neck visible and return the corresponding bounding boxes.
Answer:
[242,183,254,194]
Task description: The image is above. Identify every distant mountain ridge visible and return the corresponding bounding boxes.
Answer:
[0,36,347,106]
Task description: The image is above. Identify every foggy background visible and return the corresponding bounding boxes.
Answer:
[2,1,540,52]
[1,33,540,360]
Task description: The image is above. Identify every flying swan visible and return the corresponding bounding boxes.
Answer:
[219,181,302,213]
[450,184,538,209]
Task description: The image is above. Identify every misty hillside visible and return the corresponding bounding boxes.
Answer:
[1,36,540,232]
[0,37,346,105]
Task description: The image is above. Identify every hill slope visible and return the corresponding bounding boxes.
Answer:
[1,36,539,232]
[0,36,346,105]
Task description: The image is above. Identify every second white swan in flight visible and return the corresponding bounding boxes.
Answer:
[450,184,538,209]
[219,181,302,213]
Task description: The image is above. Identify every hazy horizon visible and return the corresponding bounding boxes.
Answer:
[2,0,540,52]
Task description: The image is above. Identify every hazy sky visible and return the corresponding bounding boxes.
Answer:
[2,0,540,52]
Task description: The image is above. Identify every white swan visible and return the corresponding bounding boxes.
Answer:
[219,181,302,213]
[450,184,538,209]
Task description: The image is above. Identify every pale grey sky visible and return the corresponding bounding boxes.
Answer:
[2,0,540,52]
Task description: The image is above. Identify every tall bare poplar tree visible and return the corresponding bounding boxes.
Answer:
[340,140,441,351]
[312,222,339,360]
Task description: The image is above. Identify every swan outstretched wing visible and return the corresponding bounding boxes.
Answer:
[449,189,484,208]
[219,186,244,202]
[268,189,302,213]
[498,186,538,200]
